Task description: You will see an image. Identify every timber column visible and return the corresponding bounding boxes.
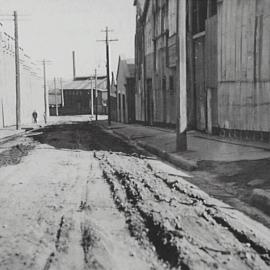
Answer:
[176,0,187,151]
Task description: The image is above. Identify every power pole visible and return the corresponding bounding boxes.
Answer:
[95,69,98,121]
[90,75,94,116]
[60,77,64,107]
[54,77,58,116]
[14,11,21,130]
[1,98,5,128]
[42,60,48,123]
[72,51,76,80]
[97,27,118,126]
[176,0,187,151]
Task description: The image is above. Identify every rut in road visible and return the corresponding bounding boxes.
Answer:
[95,151,270,270]
[1,122,270,270]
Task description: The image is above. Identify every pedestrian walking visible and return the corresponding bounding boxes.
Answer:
[32,110,38,124]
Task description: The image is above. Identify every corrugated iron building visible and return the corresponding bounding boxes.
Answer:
[134,0,270,142]
[49,76,108,116]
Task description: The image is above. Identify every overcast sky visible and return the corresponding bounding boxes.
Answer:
[0,0,136,80]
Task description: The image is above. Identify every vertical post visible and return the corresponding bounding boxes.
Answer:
[1,98,5,128]
[187,0,196,129]
[54,77,58,116]
[14,11,21,130]
[106,27,111,125]
[95,69,98,121]
[72,51,76,80]
[43,60,48,123]
[176,0,187,151]
[91,75,94,116]
[60,77,64,107]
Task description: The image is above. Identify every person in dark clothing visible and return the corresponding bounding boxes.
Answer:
[32,110,38,123]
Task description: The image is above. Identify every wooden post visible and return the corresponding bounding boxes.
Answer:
[105,27,111,125]
[187,0,196,129]
[207,88,212,134]
[176,0,187,151]
[54,77,58,116]
[95,69,98,121]
[91,76,94,116]
[42,60,48,123]
[1,98,5,128]
[60,77,64,107]
[72,51,76,80]
[14,11,21,130]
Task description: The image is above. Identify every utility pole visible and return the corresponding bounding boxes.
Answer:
[176,0,187,151]
[54,77,58,116]
[42,60,48,123]
[39,59,52,123]
[60,77,64,107]
[72,51,76,80]
[1,98,5,128]
[90,75,94,116]
[95,69,98,121]
[14,11,21,130]
[97,27,118,126]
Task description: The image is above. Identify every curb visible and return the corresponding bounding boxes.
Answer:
[97,124,198,172]
[250,189,270,216]
[0,130,26,144]
[137,141,197,172]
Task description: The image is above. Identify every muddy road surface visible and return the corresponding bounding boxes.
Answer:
[0,122,270,270]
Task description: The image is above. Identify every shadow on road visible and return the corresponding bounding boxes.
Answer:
[30,122,147,156]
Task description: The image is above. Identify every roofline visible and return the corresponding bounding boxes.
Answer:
[74,75,107,81]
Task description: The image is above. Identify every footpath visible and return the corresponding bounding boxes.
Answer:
[99,121,270,224]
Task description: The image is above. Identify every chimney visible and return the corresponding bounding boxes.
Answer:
[72,51,76,80]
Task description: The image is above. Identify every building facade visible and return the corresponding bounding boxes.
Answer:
[134,0,178,127]
[49,76,108,116]
[134,0,270,142]
[116,56,136,123]
[110,72,118,122]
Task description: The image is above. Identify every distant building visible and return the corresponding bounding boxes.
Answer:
[48,76,108,116]
[110,72,117,121]
[116,56,136,123]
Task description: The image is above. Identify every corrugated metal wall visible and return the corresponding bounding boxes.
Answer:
[0,25,44,128]
[217,0,270,132]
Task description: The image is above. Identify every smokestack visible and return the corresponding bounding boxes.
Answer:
[72,51,76,80]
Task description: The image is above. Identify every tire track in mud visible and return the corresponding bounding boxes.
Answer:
[95,151,270,270]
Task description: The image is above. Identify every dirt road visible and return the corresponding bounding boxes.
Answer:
[0,122,270,269]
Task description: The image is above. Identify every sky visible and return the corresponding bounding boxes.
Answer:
[0,0,136,80]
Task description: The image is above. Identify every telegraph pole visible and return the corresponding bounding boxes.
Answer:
[54,77,58,116]
[90,76,94,116]
[176,0,187,151]
[95,69,98,121]
[1,98,5,128]
[42,60,48,123]
[60,77,64,107]
[97,27,118,126]
[14,11,21,130]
